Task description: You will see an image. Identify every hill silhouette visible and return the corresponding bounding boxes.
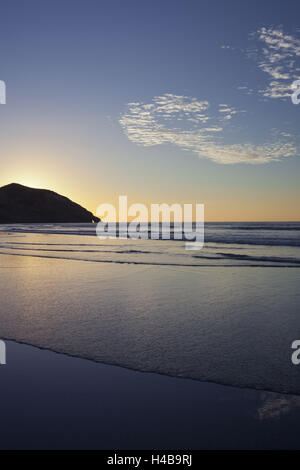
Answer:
[0,183,100,224]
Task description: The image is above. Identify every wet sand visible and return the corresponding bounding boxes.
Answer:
[1,340,300,450]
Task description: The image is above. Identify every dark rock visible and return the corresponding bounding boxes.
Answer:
[0,183,100,224]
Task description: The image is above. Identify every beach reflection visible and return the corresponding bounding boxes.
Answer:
[257,392,300,420]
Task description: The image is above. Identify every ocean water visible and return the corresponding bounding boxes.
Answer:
[0,222,299,395]
[0,221,299,267]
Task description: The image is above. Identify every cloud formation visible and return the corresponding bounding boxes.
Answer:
[252,27,300,99]
[119,94,296,164]
[223,27,300,100]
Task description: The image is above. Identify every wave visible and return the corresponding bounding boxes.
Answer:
[0,250,299,268]
[0,245,163,255]
[1,222,300,246]
[216,252,300,265]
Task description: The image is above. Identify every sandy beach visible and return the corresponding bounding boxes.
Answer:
[0,239,299,394]
[0,226,300,449]
[1,339,300,450]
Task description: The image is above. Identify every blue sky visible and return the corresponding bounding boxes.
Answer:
[0,0,299,220]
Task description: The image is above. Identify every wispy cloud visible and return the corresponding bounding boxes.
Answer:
[251,27,300,99]
[119,94,297,164]
[237,85,255,95]
[223,27,300,100]
[218,104,244,121]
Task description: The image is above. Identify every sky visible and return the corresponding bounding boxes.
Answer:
[0,0,299,221]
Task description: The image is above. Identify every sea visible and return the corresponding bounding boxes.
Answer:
[0,221,299,267]
[0,221,299,395]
